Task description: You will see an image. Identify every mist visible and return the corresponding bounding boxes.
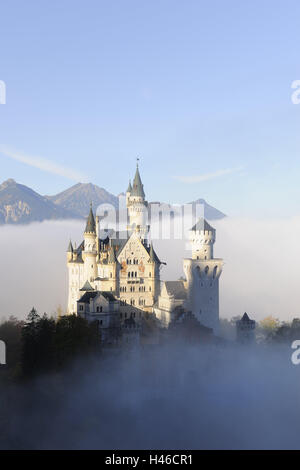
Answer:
[0,215,300,322]
[1,342,300,449]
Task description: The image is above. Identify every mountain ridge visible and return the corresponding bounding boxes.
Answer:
[0,179,226,224]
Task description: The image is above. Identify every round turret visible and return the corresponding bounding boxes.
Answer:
[189,218,216,260]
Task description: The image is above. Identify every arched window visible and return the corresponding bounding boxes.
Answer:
[205,266,209,276]
[213,266,218,279]
[196,266,201,278]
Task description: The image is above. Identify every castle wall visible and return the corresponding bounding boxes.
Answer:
[183,258,223,334]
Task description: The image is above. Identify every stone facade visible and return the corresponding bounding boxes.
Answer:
[67,163,223,339]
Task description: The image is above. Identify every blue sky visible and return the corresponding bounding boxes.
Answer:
[1,0,300,217]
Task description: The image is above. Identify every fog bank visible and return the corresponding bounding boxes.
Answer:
[1,343,299,449]
[0,215,299,321]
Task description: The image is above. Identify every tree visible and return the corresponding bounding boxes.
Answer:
[20,310,101,378]
[21,307,41,377]
[55,314,101,368]
[260,316,280,332]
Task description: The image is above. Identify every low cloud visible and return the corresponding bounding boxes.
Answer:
[0,145,88,182]
[0,215,299,322]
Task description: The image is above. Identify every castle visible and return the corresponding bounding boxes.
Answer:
[67,163,223,343]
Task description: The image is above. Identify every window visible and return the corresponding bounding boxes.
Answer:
[149,272,152,277]
[205,266,209,275]
[79,305,84,311]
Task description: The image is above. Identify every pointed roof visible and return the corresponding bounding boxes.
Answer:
[148,242,161,264]
[127,180,132,193]
[241,312,251,322]
[191,217,215,233]
[67,240,73,252]
[85,203,96,233]
[108,246,116,263]
[79,280,95,291]
[149,242,155,262]
[131,163,145,198]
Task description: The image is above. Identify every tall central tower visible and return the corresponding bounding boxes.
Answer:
[183,218,223,334]
[126,162,149,240]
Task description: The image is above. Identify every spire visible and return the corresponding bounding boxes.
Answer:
[149,242,155,263]
[67,240,73,252]
[149,242,161,264]
[108,246,116,263]
[127,180,132,193]
[131,160,145,198]
[85,203,96,233]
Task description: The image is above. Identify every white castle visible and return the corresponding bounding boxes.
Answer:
[67,163,223,342]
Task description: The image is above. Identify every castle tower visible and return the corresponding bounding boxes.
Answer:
[183,218,223,334]
[236,313,256,344]
[82,203,98,283]
[126,162,149,240]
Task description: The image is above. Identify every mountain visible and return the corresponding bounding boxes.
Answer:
[189,198,226,220]
[46,182,118,218]
[0,179,77,224]
[0,179,225,225]
[148,198,226,221]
